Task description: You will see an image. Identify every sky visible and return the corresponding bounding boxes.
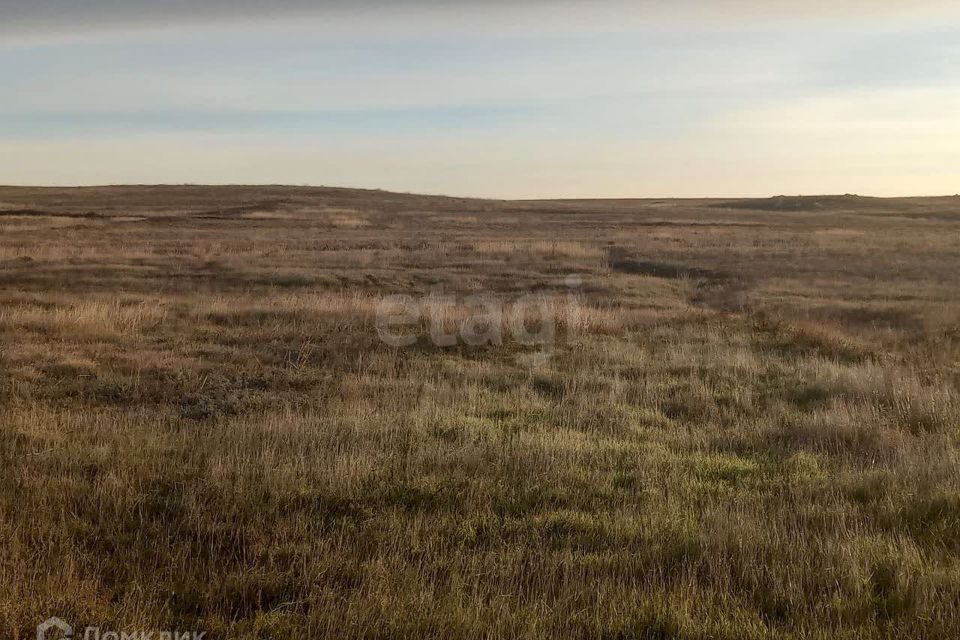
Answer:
[1,1,959,198]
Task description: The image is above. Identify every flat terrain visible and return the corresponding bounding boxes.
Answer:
[1,186,959,639]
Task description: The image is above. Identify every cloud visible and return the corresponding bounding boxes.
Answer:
[4,0,959,43]
[0,106,544,138]
[3,1,959,197]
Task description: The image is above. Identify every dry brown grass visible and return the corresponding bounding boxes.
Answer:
[1,186,959,638]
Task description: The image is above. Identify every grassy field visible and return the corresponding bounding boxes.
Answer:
[1,186,959,639]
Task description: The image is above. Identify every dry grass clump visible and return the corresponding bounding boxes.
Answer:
[0,298,168,339]
[1,186,959,638]
[474,240,605,260]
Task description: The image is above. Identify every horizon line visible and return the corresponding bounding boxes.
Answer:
[2,183,959,203]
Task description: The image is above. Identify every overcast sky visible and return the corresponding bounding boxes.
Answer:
[2,1,959,197]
